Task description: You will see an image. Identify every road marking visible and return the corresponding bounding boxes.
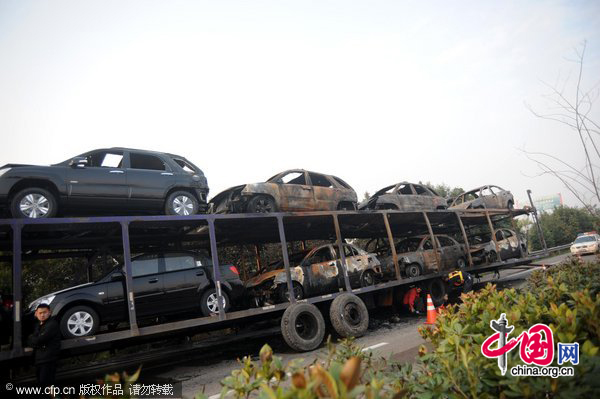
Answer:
[361,342,388,352]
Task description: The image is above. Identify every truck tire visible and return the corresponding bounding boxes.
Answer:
[329,293,369,338]
[426,278,446,306]
[281,303,325,352]
[60,305,100,338]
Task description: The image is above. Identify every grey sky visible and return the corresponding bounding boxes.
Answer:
[1,1,599,206]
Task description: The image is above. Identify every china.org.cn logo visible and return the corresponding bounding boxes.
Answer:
[480,313,578,378]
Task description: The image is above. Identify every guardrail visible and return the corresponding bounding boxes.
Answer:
[529,243,572,257]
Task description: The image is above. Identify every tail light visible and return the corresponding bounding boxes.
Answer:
[229,266,239,275]
[3,298,13,310]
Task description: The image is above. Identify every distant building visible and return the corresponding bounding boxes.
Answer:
[533,194,563,212]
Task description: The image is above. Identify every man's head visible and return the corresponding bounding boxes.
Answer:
[416,287,422,294]
[34,303,51,323]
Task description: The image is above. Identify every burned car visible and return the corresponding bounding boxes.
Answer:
[376,235,468,278]
[210,169,357,213]
[469,228,527,263]
[0,148,209,218]
[359,182,447,211]
[245,243,381,305]
[449,185,514,210]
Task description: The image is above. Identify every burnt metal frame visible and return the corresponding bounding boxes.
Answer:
[2,207,538,361]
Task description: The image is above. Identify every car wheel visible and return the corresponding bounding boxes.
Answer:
[165,191,199,216]
[405,263,421,278]
[60,306,100,338]
[247,195,277,213]
[507,200,514,210]
[278,282,304,302]
[487,251,498,263]
[11,188,57,219]
[457,257,467,268]
[280,303,325,352]
[329,293,369,338]
[360,270,376,287]
[200,288,230,316]
[426,279,446,306]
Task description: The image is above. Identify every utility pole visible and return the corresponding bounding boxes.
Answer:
[527,189,548,252]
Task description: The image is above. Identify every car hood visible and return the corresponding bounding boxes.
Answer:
[245,269,283,288]
[0,163,45,169]
[209,185,246,205]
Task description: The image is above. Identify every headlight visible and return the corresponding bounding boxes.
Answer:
[0,168,10,178]
[28,295,56,310]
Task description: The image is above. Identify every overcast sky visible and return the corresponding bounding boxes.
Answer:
[1,1,599,207]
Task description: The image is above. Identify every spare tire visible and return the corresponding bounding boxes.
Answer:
[281,303,325,352]
[329,293,369,338]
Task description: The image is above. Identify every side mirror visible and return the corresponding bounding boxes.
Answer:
[111,272,124,281]
[70,156,88,168]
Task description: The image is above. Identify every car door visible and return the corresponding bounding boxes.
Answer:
[392,183,417,211]
[341,244,366,287]
[412,184,436,210]
[130,254,165,319]
[161,253,209,313]
[304,246,338,295]
[127,152,173,211]
[482,186,500,208]
[276,171,315,210]
[438,236,460,270]
[495,230,510,260]
[308,172,337,210]
[502,229,519,258]
[420,237,440,273]
[66,150,129,209]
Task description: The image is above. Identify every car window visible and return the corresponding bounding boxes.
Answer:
[481,187,495,196]
[413,185,430,196]
[132,255,160,277]
[395,237,421,252]
[88,151,123,168]
[397,184,412,195]
[308,247,333,264]
[130,153,166,171]
[279,172,306,185]
[575,236,596,243]
[343,244,358,257]
[309,173,334,188]
[332,176,352,189]
[503,230,513,238]
[495,231,504,241]
[173,158,196,174]
[422,238,433,250]
[438,236,455,247]
[164,254,196,272]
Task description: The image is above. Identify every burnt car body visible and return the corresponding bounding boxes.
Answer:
[374,235,468,278]
[25,251,244,338]
[245,243,381,305]
[359,182,447,211]
[210,169,357,214]
[469,228,527,263]
[0,148,209,218]
[449,185,513,210]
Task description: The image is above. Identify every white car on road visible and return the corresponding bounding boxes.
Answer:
[570,234,600,255]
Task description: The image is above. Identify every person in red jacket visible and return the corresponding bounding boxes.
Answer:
[402,286,424,314]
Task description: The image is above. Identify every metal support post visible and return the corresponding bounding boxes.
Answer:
[11,223,23,356]
[382,213,401,280]
[276,216,296,303]
[455,212,474,266]
[422,212,442,272]
[207,219,226,319]
[121,222,139,336]
[332,214,352,292]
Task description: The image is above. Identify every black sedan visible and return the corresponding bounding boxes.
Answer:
[0,147,209,218]
[26,251,244,338]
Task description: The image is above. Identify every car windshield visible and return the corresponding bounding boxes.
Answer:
[395,238,422,253]
[575,236,596,244]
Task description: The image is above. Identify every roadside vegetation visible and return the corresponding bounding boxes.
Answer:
[201,259,599,399]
